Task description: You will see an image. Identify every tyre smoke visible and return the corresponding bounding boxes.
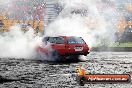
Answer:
[44,0,120,48]
[36,42,57,61]
[0,25,41,58]
[0,0,127,60]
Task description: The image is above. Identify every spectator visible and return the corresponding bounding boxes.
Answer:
[0,20,4,32]
[36,25,40,33]
[26,23,32,31]
[21,22,27,32]
[114,31,121,44]
[27,23,31,28]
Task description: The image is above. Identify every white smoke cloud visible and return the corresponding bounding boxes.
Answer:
[0,25,41,58]
[0,0,123,59]
[45,0,119,48]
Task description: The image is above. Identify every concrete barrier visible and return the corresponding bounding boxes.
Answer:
[91,47,132,52]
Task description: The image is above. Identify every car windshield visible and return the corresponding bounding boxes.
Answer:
[67,37,85,44]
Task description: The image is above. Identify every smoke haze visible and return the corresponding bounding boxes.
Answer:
[0,0,130,58]
[0,25,41,58]
[45,0,120,48]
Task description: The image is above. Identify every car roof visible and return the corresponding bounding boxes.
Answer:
[46,36,80,37]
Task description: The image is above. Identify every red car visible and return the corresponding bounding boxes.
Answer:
[37,36,90,61]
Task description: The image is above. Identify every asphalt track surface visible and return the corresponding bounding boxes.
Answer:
[0,52,132,88]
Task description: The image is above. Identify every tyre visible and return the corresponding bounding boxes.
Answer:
[36,50,42,59]
[51,50,61,61]
[68,55,80,62]
[36,50,47,61]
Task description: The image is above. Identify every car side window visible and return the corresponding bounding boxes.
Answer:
[67,37,76,44]
[55,37,64,44]
[48,37,55,43]
[48,37,64,44]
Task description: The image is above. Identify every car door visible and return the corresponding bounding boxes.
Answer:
[65,37,77,55]
[49,37,66,55]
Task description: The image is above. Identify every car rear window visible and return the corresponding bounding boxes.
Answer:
[67,37,85,44]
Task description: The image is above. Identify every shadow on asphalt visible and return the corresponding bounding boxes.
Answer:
[34,57,85,65]
[0,75,20,84]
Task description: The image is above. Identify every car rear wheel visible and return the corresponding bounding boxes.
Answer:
[36,50,42,59]
[69,55,80,61]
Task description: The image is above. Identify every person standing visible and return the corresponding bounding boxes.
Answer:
[0,20,4,32]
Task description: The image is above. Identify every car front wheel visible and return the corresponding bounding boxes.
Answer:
[51,50,61,61]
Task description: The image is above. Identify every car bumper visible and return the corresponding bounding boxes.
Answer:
[64,51,90,56]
